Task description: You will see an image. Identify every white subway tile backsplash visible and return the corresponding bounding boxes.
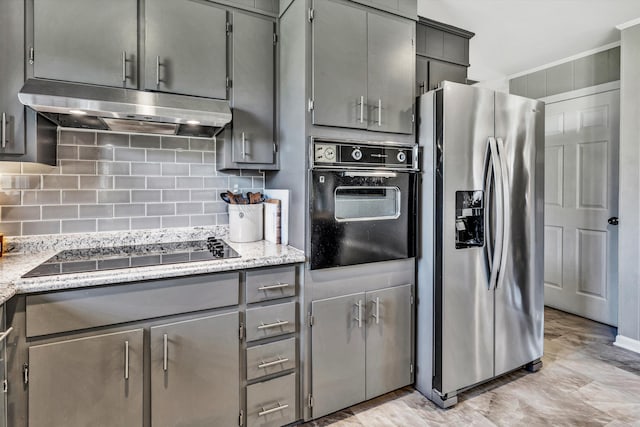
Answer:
[0,130,264,236]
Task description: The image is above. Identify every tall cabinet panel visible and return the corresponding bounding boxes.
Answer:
[28,329,144,427]
[32,0,138,88]
[0,0,25,155]
[231,12,275,164]
[150,312,240,427]
[367,12,414,134]
[312,0,368,130]
[144,0,227,99]
[365,284,413,399]
[311,293,366,419]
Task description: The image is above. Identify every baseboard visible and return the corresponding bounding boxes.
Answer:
[614,335,640,354]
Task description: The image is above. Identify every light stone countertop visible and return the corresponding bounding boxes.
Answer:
[0,240,306,304]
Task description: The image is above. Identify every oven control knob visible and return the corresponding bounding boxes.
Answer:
[397,151,407,162]
[351,148,363,161]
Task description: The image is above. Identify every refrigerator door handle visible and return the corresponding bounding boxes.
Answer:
[486,137,504,291]
[494,137,511,289]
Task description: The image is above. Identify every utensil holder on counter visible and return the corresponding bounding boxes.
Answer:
[228,204,264,242]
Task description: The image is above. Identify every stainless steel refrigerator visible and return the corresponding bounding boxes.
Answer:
[415,81,545,408]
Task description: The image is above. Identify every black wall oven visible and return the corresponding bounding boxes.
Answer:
[310,140,418,270]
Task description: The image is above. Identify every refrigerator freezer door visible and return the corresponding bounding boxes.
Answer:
[435,82,495,395]
[493,92,545,376]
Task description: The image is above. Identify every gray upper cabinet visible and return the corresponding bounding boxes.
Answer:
[144,0,228,99]
[350,0,416,19]
[368,12,414,134]
[416,19,471,66]
[312,0,414,134]
[28,329,144,427]
[32,0,138,88]
[231,12,276,164]
[0,0,26,156]
[427,59,467,91]
[150,312,240,427]
[312,0,368,130]
[365,284,413,399]
[311,293,366,419]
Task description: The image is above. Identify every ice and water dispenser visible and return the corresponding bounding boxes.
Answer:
[455,191,484,249]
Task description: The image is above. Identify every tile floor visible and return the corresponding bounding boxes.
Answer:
[303,307,640,426]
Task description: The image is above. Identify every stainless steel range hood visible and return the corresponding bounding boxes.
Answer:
[18,79,232,138]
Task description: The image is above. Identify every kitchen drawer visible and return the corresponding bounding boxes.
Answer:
[246,373,297,427]
[246,266,296,304]
[26,272,239,337]
[246,337,296,381]
[245,301,296,342]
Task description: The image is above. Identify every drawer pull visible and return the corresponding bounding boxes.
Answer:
[258,402,289,417]
[258,356,289,369]
[257,320,289,330]
[257,283,290,291]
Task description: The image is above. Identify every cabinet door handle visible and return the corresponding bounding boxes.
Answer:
[259,402,289,417]
[156,56,161,86]
[378,99,382,127]
[241,132,247,158]
[372,297,380,325]
[0,327,13,344]
[257,283,290,291]
[354,300,363,328]
[124,340,130,380]
[258,356,289,369]
[122,51,127,83]
[257,320,289,330]
[359,95,364,124]
[1,112,7,149]
[163,333,168,372]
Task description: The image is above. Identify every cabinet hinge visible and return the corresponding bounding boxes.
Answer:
[239,322,245,341]
[23,364,29,385]
[411,114,415,123]
[410,363,414,374]
[410,294,414,305]
[2,379,7,393]
[226,76,232,89]
[273,143,278,153]
[29,47,34,64]
[239,410,244,426]
[308,394,314,408]
[308,8,314,22]
[226,21,232,35]
[308,314,314,327]
[273,33,278,45]
[308,99,314,112]
[411,37,414,47]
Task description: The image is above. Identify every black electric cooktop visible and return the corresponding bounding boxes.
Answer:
[22,237,240,278]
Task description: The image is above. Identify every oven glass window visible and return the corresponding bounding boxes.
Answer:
[334,186,400,221]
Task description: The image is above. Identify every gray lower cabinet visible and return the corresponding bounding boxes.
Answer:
[365,284,412,399]
[230,12,276,164]
[312,0,414,134]
[144,0,228,99]
[311,285,413,418]
[0,0,26,156]
[150,312,240,427]
[246,373,297,427]
[32,0,138,88]
[28,328,144,427]
[311,292,366,419]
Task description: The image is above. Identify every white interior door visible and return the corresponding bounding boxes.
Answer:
[544,89,619,326]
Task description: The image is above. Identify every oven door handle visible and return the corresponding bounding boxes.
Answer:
[343,171,397,178]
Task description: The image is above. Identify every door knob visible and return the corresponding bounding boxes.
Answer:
[608,217,619,225]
